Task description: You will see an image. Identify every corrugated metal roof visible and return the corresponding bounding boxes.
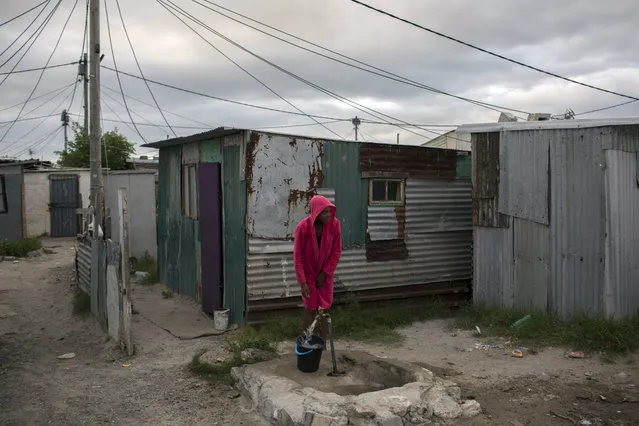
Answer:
[603,150,639,318]
[458,117,639,134]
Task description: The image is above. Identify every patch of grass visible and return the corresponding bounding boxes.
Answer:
[131,253,157,285]
[451,303,639,354]
[161,290,173,299]
[72,291,91,316]
[257,300,452,345]
[189,328,277,383]
[0,238,42,257]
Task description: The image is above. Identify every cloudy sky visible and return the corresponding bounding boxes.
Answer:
[1,0,638,160]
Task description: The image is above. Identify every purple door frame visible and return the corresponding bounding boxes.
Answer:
[199,163,223,313]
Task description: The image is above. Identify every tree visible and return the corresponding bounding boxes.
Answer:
[57,123,136,170]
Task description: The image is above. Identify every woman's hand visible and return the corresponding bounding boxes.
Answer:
[301,283,310,298]
[316,271,326,289]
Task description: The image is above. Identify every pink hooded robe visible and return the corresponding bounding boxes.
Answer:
[293,195,342,310]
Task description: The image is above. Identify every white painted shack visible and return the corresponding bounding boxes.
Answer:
[458,118,639,319]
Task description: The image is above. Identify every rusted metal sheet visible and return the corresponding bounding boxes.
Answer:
[405,179,472,234]
[472,132,509,228]
[246,229,471,302]
[604,150,639,318]
[245,132,324,239]
[499,130,550,225]
[360,143,456,180]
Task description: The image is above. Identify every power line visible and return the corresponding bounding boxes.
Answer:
[0,0,78,146]
[0,0,63,94]
[102,65,350,120]
[3,86,75,156]
[349,0,639,102]
[0,114,59,126]
[159,1,344,140]
[574,100,639,117]
[113,0,176,137]
[12,126,62,159]
[253,119,348,130]
[101,84,218,128]
[0,61,79,76]
[0,0,53,61]
[161,0,438,142]
[191,0,530,117]
[0,0,49,28]
[103,0,148,143]
[0,82,75,113]
[102,65,460,131]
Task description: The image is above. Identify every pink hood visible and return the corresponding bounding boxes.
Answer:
[309,195,336,223]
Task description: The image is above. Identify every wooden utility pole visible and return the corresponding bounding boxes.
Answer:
[82,53,89,134]
[89,0,103,239]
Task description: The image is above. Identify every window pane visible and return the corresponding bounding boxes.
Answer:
[371,180,386,201]
[387,181,401,201]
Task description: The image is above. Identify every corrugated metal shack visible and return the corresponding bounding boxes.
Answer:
[143,128,472,324]
[458,118,639,319]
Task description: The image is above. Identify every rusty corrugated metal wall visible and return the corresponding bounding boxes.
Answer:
[245,135,472,318]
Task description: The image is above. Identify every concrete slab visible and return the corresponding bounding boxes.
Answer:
[132,284,224,340]
[232,350,481,425]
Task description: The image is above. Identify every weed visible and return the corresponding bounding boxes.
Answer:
[189,328,276,383]
[0,238,42,257]
[72,291,91,316]
[257,300,452,345]
[451,303,639,354]
[161,290,173,299]
[131,252,157,285]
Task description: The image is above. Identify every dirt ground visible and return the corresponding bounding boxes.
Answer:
[0,239,265,425]
[1,239,638,425]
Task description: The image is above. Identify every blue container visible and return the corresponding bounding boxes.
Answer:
[295,335,324,373]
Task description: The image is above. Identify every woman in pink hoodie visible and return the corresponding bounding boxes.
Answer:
[293,195,342,341]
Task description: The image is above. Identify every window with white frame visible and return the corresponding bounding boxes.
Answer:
[0,175,6,213]
[369,179,404,206]
[181,164,198,218]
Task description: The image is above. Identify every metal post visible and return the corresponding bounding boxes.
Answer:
[89,0,103,240]
[61,109,69,152]
[118,188,133,355]
[397,133,399,145]
[352,116,361,141]
[82,53,89,135]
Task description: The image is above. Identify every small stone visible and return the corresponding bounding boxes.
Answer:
[540,372,550,382]
[461,400,481,417]
[57,352,76,360]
